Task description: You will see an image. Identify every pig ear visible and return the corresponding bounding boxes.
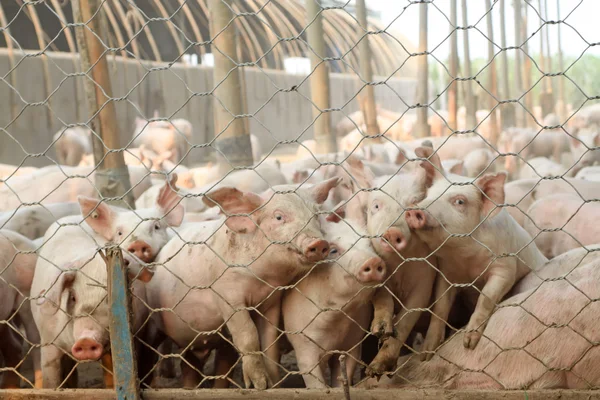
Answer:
[78,196,116,240]
[449,161,465,175]
[475,172,507,218]
[37,271,76,315]
[303,177,342,205]
[326,202,346,223]
[293,170,309,184]
[156,174,185,227]
[203,187,264,233]
[415,146,444,187]
[395,149,407,165]
[345,156,375,188]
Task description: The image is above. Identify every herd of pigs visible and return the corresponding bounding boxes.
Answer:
[2,103,600,391]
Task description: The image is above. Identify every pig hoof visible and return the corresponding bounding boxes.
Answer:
[242,357,269,390]
[463,331,482,349]
[371,321,392,338]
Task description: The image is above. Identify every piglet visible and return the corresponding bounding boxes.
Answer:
[405,148,547,358]
[30,176,184,388]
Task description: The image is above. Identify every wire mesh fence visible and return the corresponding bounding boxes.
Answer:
[1,0,600,398]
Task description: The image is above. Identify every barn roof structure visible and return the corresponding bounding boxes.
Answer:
[0,0,417,77]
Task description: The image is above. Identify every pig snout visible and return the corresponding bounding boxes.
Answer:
[382,227,407,252]
[127,240,154,262]
[71,337,103,361]
[357,257,386,284]
[405,210,427,230]
[303,239,330,262]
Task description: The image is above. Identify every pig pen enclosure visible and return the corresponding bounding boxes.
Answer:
[2,0,600,399]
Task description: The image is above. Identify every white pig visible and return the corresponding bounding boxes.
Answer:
[524,193,600,259]
[405,157,547,357]
[30,177,184,388]
[0,230,40,388]
[282,206,387,388]
[0,203,81,240]
[145,178,340,389]
[53,126,92,166]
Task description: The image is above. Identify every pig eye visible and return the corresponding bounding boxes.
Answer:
[154,223,160,230]
[274,212,285,222]
[371,201,381,214]
[70,293,76,303]
[329,248,338,255]
[454,198,466,206]
[117,231,123,236]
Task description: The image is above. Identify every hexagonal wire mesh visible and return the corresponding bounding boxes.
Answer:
[0,0,600,396]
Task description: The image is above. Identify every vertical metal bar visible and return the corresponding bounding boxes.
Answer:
[448,0,458,131]
[461,0,476,130]
[485,0,499,145]
[356,0,381,136]
[106,248,140,400]
[556,0,566,120]
[306,0,336,154]
[210,0,253,167]
[513,0,525,126]
[499,0,514,128]
[415,1,430,138]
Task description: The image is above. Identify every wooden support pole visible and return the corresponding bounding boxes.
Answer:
[485,0,499,145]
[415,1,430,138]
[556,0,566,120]
[461,0,477,131]
[499,0,515,128]
[306,0,336,153]
[209,0,253,168]
[448,0,458,131]
[513,0,525,127]
[73,0,133,208]
[356,0,381,137]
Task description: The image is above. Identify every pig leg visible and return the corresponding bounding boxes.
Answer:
[0,327,22,388]
[367,284,432,377]
[421,278,457,361]
[255,297,282,386]
[19,306,42,388]
[370,288,395,338]
[41,345,63,388]
[294,346,327,388]
[219,304,270,389]
[212,342,238,389]
[463,265,516,349]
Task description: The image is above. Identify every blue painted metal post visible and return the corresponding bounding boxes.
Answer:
[107,248,140,400]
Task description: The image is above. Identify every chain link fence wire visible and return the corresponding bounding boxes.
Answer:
[1,0,600,397]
